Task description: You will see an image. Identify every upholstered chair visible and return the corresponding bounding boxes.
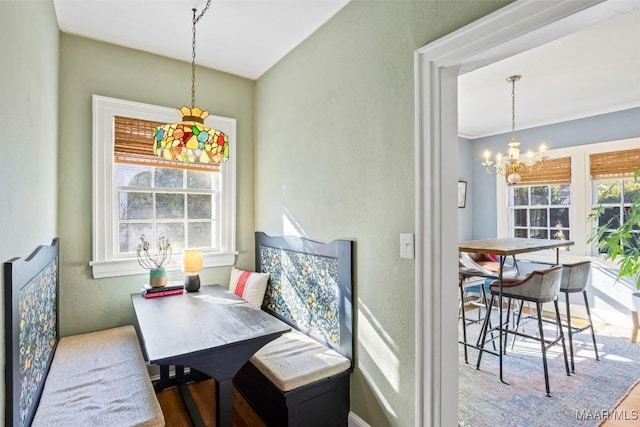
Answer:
[560,261,599,372]
[476,265,570,396]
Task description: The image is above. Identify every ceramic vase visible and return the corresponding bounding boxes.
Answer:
[149,268,168,288]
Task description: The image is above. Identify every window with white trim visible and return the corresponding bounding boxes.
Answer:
[507,156,572,241]
[509,184,571,240]
[91,95,236,278]
[590,148,640,253]
[496,138,640,257]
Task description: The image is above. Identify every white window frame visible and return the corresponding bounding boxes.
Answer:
[91,95,236,279]
[497,137,640,258]
[508,184,571,240]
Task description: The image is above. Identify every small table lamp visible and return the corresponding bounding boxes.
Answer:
[183,249,203,292]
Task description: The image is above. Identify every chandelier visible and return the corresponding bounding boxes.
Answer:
[153,0,229,165]
[481,75,547,185]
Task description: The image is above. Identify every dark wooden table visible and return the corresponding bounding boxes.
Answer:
[131,284,290,427]
[458,237,574,383]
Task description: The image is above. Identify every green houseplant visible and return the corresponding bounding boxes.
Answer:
[588,170,640,296]
[137,235,172,287]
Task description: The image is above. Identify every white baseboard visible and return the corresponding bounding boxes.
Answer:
[349,411,371,427]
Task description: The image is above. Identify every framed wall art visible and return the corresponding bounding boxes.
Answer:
[458,181,467,208]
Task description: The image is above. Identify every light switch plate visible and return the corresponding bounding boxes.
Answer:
[400,233,414,259]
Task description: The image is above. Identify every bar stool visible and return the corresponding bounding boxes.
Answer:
[477,265,570,396]
[458,266,494,363]
[560,260,599,372]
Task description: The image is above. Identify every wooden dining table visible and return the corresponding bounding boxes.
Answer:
[458,237,574,383]
[131,285,290,427]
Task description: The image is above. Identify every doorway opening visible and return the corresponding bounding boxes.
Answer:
[413,1,637,425]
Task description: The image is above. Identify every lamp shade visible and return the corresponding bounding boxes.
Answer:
[154,107,229,165]
[183,249,203,274]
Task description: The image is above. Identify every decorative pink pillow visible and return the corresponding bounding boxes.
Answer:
[229,267,270,307]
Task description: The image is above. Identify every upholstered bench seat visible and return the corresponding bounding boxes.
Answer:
[250,328,351,392]
[32,325,164,427]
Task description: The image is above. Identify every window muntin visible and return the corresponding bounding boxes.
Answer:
[117,165,219,256]
[508,184,571,241]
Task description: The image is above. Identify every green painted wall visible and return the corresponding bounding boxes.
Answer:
[57,34,255,337]
[254,1,509,425]
[0,0,59,422]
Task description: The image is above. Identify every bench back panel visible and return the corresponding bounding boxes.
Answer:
[255,232,354,363]
[4,239,59,427]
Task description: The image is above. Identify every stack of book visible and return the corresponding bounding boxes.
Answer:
[142,282,184,299]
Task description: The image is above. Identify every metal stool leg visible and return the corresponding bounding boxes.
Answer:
[476,294,495,370]
[459,281,469,363]
[583,290,600,361]
[555,299,571,377]
[536,302,551,397]
[565,291,575,372]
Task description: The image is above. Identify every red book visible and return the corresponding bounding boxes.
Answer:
[143,288,184,299]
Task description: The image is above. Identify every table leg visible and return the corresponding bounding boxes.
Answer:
[632,311,639,344]
[215,378,234,427]
[498,256,505,384]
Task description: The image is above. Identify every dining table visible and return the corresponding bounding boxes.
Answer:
[458,237,574,383]
[131,284,290,427]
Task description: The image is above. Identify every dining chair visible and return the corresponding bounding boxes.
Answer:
[559,260,599,372]
[476,265,570,396]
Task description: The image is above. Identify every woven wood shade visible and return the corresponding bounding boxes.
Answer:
[114,116,220,172]
[590,148,640,180]
[516,156,571,185]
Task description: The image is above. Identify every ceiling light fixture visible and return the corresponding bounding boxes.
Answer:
[153,0,229,165]
[481,75,547,185]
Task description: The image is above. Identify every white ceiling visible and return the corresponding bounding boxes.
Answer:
[458,6,640,139]
[53,0,351,80]
[53,1,640,138]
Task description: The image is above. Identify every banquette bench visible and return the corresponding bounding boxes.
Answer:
[4,239,164,427]
[234,232,355,427]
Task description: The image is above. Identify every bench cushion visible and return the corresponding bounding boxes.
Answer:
[250,329,351,392]
[32,325,164,427]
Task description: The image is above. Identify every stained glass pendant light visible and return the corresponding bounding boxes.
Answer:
[154,0,229,165]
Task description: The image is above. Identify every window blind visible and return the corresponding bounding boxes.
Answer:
[517,156,571,185]
[114,116,220,172]
[590,148,640,180]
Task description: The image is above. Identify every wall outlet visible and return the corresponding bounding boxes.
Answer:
[400,233,414,259]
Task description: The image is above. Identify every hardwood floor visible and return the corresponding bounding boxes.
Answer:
[601,381,640,427]
[156,379,265,427]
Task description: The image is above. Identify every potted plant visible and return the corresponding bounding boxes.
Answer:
[137,235,172,287]
[588,170,640,314]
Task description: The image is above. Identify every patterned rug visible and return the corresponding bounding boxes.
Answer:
[459,310,640,427]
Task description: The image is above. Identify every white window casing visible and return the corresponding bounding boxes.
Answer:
[91,95,237,279]
[497,137,640,259]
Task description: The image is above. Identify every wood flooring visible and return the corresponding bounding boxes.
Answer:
[156,379,265,427]
[601,381,640,427]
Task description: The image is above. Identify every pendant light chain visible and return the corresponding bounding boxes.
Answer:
[153,0,229,166]
[191,0,212,109]
[508,74,521,142]
[511,76,516,141]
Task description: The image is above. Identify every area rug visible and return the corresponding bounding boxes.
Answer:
[459,310,640,427]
